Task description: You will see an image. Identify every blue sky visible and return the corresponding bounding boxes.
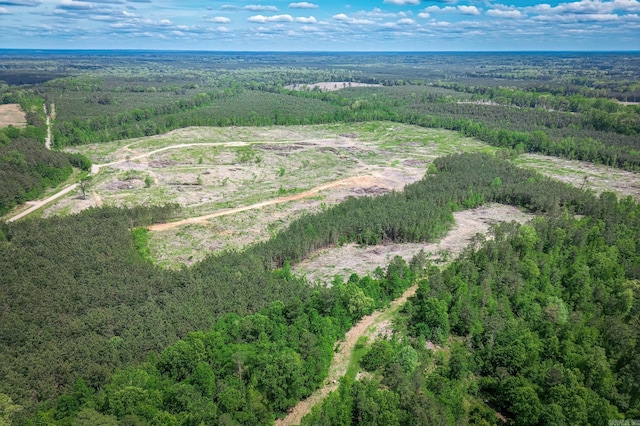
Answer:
[1,0,639,50]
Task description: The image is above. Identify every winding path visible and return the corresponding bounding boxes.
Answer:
[5,183,79,223]
[148,175,380,231]
[276,285,418,426]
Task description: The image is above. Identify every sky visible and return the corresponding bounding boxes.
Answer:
[0,0,639,51]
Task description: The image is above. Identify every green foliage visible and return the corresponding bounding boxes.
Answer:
[131,228,152,263]
[0,137,73,215]
[65,152,92,171]
[0,393,23,426]
[305,152,640,425]
[32,247,416,425]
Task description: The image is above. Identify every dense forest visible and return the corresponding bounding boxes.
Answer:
[304,189,640,425]
[0,137,73,216]
[1,52,640,425]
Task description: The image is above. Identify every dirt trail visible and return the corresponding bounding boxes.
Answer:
[44,103,53,150]
[6,183,79,223]
[276,284,417,426]
[148,175,380,231]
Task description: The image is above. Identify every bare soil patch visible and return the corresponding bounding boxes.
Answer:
[518,154,640,199]
[287,82,382,92]
[0,104,27,128]
[294,204,533,284]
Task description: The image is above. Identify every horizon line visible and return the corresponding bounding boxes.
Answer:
[1,48,640,54]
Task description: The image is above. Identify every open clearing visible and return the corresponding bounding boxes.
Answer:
[57,122,495,267]
[0,103,27,128]
[516,154,640,199]
[293,203,533,283]
[40,121,636,268]
[287,82,382,92]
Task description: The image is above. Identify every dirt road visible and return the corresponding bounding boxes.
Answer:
[276,284,417,426]
[6,183,79,223]
[148,175,381,231]
[44,103,52,150]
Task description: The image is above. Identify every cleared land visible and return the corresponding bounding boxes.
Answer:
[516,154,640,198]
[293,204,533,283]
[0,103,27,128]
[287,82,382,92]
[59,122,494,267]
[47,122,640,268]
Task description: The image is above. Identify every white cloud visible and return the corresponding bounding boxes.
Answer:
[533,12,620,21]
[397,18,415,24]
[295,15,316,23]
[486,9,523,18]
[243,4,279,12]
[159,19,172,25]
[289,2,318,9]
[424,5,456,13]
[58,0,95,10]
[529,0,640,15]
[383,0,420,4]
[248,14,293,23]
[417,12,430,18]
[332,13,375,24]
[0,6,9,13]
[206,16,231,23]
[458,5,480,15]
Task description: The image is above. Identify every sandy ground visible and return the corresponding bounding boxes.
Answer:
[519,154,640,199]
[0,104,26,128]
[294,204,533,284]
[44,103,52,149]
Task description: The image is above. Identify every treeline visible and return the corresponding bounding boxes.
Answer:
[0,203,312,417]
[0,137,73,216]
[302,183,640,426]
[1,93,47,143]
[44,74,640,171]
[434,82,640,135]
[51,87,243,147]
[401,195,640,424]
[313,87,640,170]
